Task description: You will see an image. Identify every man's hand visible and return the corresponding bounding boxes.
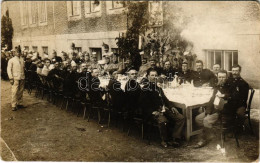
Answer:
[10,79,14,85]
[202,83,210,87]
[152,111,160,116]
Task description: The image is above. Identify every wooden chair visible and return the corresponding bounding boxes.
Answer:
[220,86,255,148]
[245,87,255,135]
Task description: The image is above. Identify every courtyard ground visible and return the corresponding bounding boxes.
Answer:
[1,80,259,162]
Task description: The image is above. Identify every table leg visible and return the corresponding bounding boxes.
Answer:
[185,107,191,141]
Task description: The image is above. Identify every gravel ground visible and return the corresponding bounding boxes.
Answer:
[1,80,259,161]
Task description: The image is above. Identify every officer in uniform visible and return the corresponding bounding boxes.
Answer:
[178,61,196,84]
[139,68,185,148]
[224,65,249,126]
[193,60,217,87]
[7,46,26,111]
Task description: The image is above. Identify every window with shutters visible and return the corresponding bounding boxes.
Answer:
[84,1,101,18]
[38,1,47,26]
[205,50,238,72]
[29,1,38,26]
[106,1,125,15]
[20,1,28,27]
[67,1,82,21]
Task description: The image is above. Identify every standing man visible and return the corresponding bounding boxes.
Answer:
[7,46,26,111]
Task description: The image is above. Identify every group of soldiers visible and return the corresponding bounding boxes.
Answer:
[3,46,250,148]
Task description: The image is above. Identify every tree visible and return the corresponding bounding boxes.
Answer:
[116,1,196,69]
[116,1,149,69]
[1,9,14,51]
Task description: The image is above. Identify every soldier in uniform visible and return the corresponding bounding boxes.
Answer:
[224,65,249,126]
[89,52,100,71]
[178,62,196,84]
[193,60,217,87]
[212,63,221,77]
[161,61,178,81]
[138,57,150,77]
[194,70,229,148]
[7,46,26,111]
[139,68,185,148]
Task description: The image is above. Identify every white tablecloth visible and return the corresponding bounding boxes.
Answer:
[163,87,214,107]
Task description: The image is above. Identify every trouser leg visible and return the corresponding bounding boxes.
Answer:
[11,80,19,107]
[236,107,246,126]
[203,113,219,140]
[167,107,185,139]
[156,114,168,142]
[17,79,25,105]
[195,112,206,140]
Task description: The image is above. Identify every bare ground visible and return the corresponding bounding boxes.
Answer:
[1,80,259,162]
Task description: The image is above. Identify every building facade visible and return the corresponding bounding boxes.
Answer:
[2,1,260,86]
[2,1,128,60]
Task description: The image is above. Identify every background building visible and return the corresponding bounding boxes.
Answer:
[1,1,260,87]
[2,1,127,60]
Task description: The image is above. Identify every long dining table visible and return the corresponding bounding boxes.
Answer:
[163,86,214,141]
[99,77,214,141]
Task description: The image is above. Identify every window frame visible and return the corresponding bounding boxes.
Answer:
[106,1,125,15]
[84,1,102,18]
[28,1,38,27]
[38,1,48,26]
[20,1,29,28]
[67,1,82,21]
[205,49,238,72]
[42,46,49,55]
[32,46,38,52]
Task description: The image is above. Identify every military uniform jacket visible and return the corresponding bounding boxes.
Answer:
[7,56,25,80]
[193,69,217,87]
[139,82,170,117]
[225,77,249,108]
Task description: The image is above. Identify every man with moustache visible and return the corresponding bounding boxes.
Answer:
[194,70,230,148]
[193,60,217,87]
[139,68,185,148]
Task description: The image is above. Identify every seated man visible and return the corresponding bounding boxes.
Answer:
[124,68,141,113]
[89,53,100,71]
[194,70,229,148]
[52,50,62,63]
[103,56,117,75]
[107,71,125,112]
[193,60,217,87]
[146,58,162,75]
[212,63,221,77]
[161,61,178,81]
[88,68,104,103]
[224,65,249,127]
[178,62,195,84]
[139,68,185,148]
[41,59,52,76]
[118,58,135,75]
[138,57,150,77]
